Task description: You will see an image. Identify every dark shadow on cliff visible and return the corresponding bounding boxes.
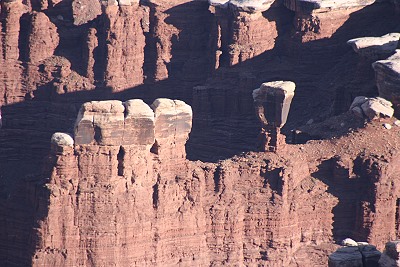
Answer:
[311,155,376,243]
[0,2,400,265]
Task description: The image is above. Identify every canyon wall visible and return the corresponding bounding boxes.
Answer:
[1,0,400,266]
[31,99,400,266]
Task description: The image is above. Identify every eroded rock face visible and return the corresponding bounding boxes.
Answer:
[123,99,155,147]
[151,98,192,159]
[253,81,295,152]
[72,0,102,26]
[373,50,400,113]
[74,100,125,145]
[74,98,192,158]
[347,33,400,58]
[284,0,376,13]
[28,12,59,64]
[209,0,276,12]
[103,5,147,91]
[33,112,400,266]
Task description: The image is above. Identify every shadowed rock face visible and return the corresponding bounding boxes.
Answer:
[373,50,400,112]
[284,0,377,12]
[347,33,400,58]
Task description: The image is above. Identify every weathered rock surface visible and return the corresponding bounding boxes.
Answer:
[349,96,394,120]
[151,98,192,159]
[74,100,125,145]
[123,99,155,147]
[373,50,400,113]
[284,0,376,12]
[72,0,102,26]
[103,5,147,91]
[253,81,296,127]
[32,112,400,266]
[1,0,400,266]
[209,0,275,12]
[342,238,359,247]
[347,33,400,58]
[253,81,295,151]
[51,132,74,147]
[28,12,59,64]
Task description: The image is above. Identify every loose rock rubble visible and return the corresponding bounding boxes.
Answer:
[349,96,394,120]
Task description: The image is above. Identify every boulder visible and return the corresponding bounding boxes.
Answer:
[51,132,74,147]
[328,247,363,267]
[342,238,358,247]
[349,96,394,120]
[359,245,381,267]
[347,33,400,57]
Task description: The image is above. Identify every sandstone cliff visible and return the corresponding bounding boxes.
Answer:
[0,0,400,266]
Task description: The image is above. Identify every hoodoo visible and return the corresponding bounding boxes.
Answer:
[253,81,295,152]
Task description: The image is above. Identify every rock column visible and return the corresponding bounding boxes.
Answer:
[252,81,295,152]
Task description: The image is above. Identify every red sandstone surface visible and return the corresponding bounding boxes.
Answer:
[0,0,400,266]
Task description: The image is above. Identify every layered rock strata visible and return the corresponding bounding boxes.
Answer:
[32,105,400,266]
[284,0,379,42]
[0,0,400,266]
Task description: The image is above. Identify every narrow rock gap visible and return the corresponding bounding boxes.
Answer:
[396,198,400,238]
[18,13,30,62]
[117,146,125,177]
[152,174,161,208]
[213,165,222,193]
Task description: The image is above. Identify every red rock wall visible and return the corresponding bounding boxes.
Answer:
[1,0,400,266]
[32,116,400,266]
